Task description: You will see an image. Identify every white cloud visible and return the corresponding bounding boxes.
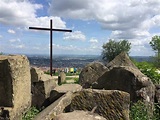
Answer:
[10,43,25,49]
[14,44,25,49]
[89,38,98,43]
[0,35,2,38]
[63,31,86,41]
[89,38,100,52]
[9,38,21,43]
[29,16,66,29]
[52,43,101,55]
[8,29,16,34]
[0,0,42,26]
[0,0,66,29]
[53,44,79,51]
[49,0,160,40]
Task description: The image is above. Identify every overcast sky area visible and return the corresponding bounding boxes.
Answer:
[1,0,160,56]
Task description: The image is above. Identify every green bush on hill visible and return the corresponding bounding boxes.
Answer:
[134,61,160,84]
[130,101,160,120]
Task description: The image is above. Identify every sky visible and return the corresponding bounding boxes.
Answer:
[1,0,160,56]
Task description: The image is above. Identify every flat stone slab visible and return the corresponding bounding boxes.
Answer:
[53,110,106,120]
[49,84,82,103]
[54,84,82,93]
[34,92,73,120]
[69,89,130,120]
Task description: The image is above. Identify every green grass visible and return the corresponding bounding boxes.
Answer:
[44,71,80,76]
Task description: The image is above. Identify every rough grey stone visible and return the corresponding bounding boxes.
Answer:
[31,67,57,109]
[79,62,108,88]
[49,84,82,103]
[92,66,155,113]
[0,55,31,120]
[58,72,66,84]
[155,84,160,104]
[106,52,137,70]
[53,110,106,120]
[68,89,130,120]
[34,92,73,120]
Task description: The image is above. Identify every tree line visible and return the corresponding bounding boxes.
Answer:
[102,35,160,68]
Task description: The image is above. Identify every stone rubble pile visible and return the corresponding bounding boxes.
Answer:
[0,52,158,120]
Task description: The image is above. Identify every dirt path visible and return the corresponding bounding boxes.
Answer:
[53,75,79,79]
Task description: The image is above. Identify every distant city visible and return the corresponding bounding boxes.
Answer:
[27,54,153,68]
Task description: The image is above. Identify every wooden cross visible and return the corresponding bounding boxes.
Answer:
[29,19,72,76]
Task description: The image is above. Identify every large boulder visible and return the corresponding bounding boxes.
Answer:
[92,66,155,112]
[31,67,57,109]
[106,52,137,70]
[79,62,108,88]
[49,84,82,103]
[34,89,130,120]
[68,89,130,120]
[53,110,106,120]
[0,55,31,120]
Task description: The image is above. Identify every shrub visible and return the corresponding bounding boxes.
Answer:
[22,107,39,120]
[130,101,160,120]
[130,101,150,120]
[134,61,160,84]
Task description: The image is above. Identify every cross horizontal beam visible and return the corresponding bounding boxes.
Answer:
[29,27,72,32]
[29,19,72,76]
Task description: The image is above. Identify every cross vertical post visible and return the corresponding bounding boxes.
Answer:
[50,20,53,76]
[29,19,72,76]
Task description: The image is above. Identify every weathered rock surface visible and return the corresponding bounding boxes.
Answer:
[0,55,31,120]
[155,84,160,104]
[68,89,130,120]
[106,52,137,70]
[58,72,66,84]
[49,84,82,103]
[34,92,73,120]
[92,66,155,112]
[53,110,106,120]
[54,84,82,93]
[31,67,57,109]
[79,62,108,88]
[31,67,54,82]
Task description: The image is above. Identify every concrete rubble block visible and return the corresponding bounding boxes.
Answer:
[34,92,73,120]
[31,67,57,109]
[49,84,82,103]
[79,62,108,88]
[53,110,106,120]
[106,52,138,70]
[58,72,66,84]
[0,55,31,120]
[31,67,54,82]
[92,66,155,113]
[68,89,130,120]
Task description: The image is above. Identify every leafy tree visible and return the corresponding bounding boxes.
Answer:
[134,61,160,84]
[0,52,3,55]
[102,39,131,62]
[150,35,160,67]
[150,35,160,53]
